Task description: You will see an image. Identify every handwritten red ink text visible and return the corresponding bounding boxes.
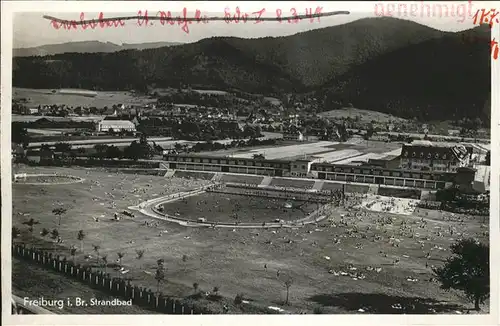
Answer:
[275,7,323,23]
[224,7,249,23]
[48,7,326,34]
[491,38,499,59]
[461,33,498,60]
[306,7,323,22]
[252,8,266,24]
[472,8,499,28]
[223,6,323,24]
[156,9,208,32]
[50,12,125,30]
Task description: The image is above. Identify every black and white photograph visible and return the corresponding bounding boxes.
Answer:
[1,0,498,323]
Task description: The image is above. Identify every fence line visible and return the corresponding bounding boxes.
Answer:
[12,244,209,314]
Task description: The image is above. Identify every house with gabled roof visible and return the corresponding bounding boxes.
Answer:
[400,142,472,173]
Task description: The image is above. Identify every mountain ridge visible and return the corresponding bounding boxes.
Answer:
[12,17,491,121]
[13,40,184,57]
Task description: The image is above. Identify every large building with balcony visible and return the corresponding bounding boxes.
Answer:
[399,143,472,173]
[310,163,456,189]
[163,154,292,177]
[162,152,478,191]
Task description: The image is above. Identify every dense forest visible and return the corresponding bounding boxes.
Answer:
[12,17,491,121]
[318,26,492,121]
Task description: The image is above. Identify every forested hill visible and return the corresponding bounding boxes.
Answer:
[12,17,491,121]
[12,17,446,93]
[318,25,492,121]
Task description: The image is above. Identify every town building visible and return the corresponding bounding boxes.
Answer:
[163,154,291,177]
[290,159,313,177]
[399,142,472,173]
[311,163,454,189]
[162,153,479,191]
[216,120,244,132]
[97,119,136,133]
[283,131,304,142]
[26,149,54,164]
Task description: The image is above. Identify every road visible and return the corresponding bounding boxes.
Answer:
[29,136,175,148]
[378,131,490,143]
[28,132,283,149]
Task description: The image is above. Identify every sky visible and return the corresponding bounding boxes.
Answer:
[9,1,484,48]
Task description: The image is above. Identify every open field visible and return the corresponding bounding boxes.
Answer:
[13,115,104,123]
[14,174,84,185]
[379,131,490,143]
[14,88,156,108]
[231,141,341,160]
[12,166,489,314]
[27,128,66,135]
[263,97,281,105]
[28,137,183,148]
[192,89,229,95]
[209,139,401,163]
[161,192,317,224]
[27,132,281,149]
[319,108,407,123]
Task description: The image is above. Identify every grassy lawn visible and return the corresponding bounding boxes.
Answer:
[12,165,490,314]
[12,257,159,314]
[318,108,407,123]
[13,87,155,108]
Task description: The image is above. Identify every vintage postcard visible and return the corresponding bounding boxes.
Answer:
[1,1,498,325]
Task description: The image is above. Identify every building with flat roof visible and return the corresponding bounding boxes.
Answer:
[162,152,480,191]
[97,120,136,132]
[400,142,472,173]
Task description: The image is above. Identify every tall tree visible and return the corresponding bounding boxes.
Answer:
[92,244,101,268]
[54,142,72,153]
[101,254,108,274]
[22,218,39,246]
[433,238,489,311]
[136,249,145,269]
[106,145,122,159]
[50,229,59,253]
[52,208,67,227]
[117,252,125,267]
[70,246,77,263]
[12,227,21,242]
[39,144,51,151]
[12,124,29,148]
[116,252,125,278]
[155,263,165,295]
[40,228,49,238]
[77,230,85,252]
[94,144,109,159]
[123,139,153,160]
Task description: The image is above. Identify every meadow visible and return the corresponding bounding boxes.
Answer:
[13,87,156,108]
[12,165,489,314]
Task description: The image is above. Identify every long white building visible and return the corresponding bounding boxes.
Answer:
[97,120,136,132]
